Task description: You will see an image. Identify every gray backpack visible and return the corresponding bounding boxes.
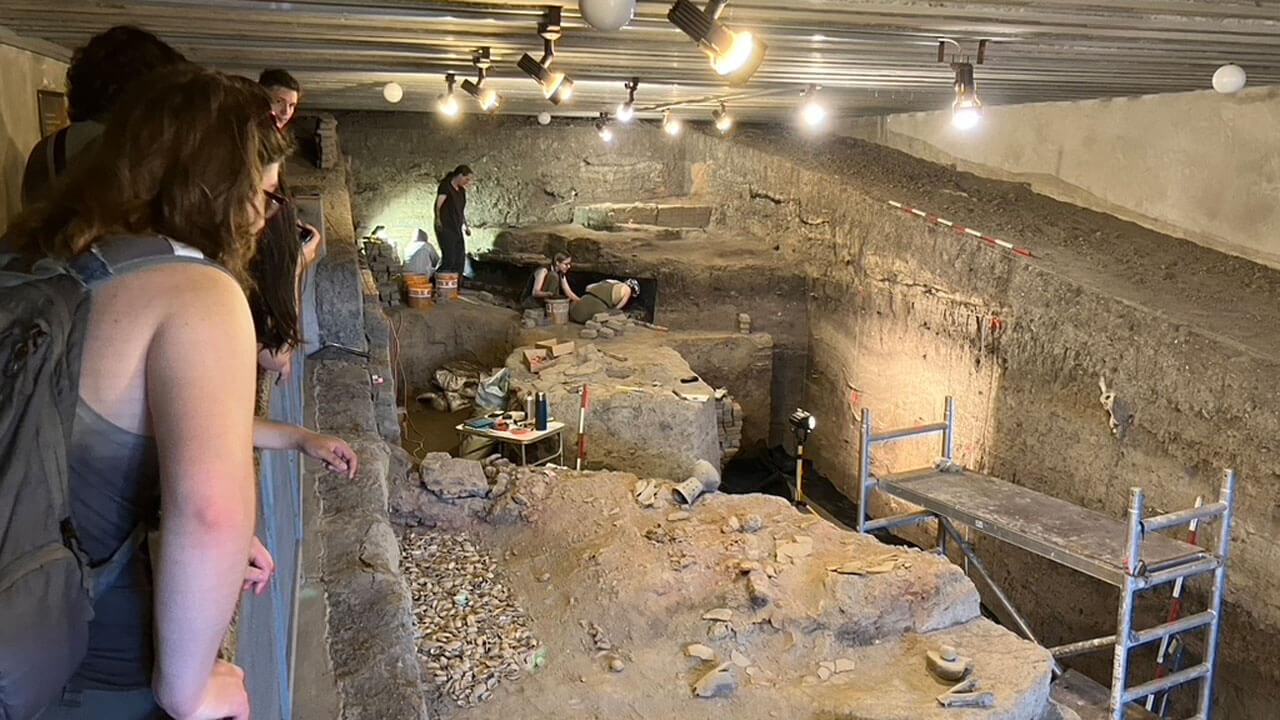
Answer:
[0,235,209,719]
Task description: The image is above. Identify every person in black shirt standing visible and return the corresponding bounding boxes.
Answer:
[435,164,475,275]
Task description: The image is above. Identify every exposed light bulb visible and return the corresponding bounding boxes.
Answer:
[952,104,981,130]
[382,82,404,104]
[438,93,459,117]
[616,101,635,123]
[713,104,733,133]
[801,98,826,127]
[479,88,500,111]
[662,111,682,136]
[537,111,552,125]
[598,125,614,142]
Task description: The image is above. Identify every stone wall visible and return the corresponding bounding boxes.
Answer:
[338,111,688,256]
[295,154,426,719]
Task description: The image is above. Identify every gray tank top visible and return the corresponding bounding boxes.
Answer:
[65,235,230,690]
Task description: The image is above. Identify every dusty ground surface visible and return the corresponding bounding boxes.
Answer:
[393,459,1054,720]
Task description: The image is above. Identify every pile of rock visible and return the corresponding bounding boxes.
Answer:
[361,239,403,309]
[401,530,543,708]
[580,312,635,340]
[714,390,744,461]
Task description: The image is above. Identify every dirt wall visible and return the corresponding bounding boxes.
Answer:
[683,127,1280,720]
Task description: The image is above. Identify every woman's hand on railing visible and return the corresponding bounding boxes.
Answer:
[242,536,275,595]
[297,430,360,479]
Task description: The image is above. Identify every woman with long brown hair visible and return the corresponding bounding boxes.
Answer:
[6,66,286,720]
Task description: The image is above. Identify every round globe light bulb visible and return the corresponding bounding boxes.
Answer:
[801,99,826,128]
[579,0,635,31]
[1212,64,1247,94]
[382,82,404,104]
[616,101,635,123]
[663,115,682,137]
[537,111,552,126]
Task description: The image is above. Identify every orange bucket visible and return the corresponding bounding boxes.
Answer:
[405,275,433,308]
[435,272,460,299]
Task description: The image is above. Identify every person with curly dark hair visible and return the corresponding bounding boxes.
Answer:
[20,26,187,209]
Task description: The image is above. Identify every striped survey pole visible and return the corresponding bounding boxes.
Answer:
[887,200,1034,258]
[576,385,590,470]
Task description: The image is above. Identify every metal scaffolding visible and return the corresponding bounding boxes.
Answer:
[855,396,1236,720]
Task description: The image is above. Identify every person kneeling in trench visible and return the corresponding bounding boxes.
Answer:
[569,278,640,324]
[523,252,579,309]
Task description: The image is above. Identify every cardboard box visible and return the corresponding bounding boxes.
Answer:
[523,348,550,371]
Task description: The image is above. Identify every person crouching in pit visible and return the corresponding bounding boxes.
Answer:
[523,252,579,309]
[569,278,640,324]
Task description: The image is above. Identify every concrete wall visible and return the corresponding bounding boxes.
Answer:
[841,86,1280,270]
[0,40,67,227]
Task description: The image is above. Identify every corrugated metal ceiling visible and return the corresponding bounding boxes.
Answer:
[2,1,1277,120]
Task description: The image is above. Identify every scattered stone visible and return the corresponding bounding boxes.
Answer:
[579,328,599,339]
[763,564,778,578]
[835,658,856,674]
[522,318,537,329]
[592,312,613,323]
[707,622,732,640]
[692,663,738,698]
[402,531,540,709]
[702,608,733,622]
[724,515,742,533]
[536,572,551,583]
[685,643,717,661]
[742,514,764,533]
[817,665,832,681]
[608,657,625,673]
[737,559,761,573]
[420,453,490,500]
[746,570,774,609]
[926,644,973,681]
[598,327,616,339]
[633,479,659,508]
[730,650,751,668]
[667,511,691,522]
[585,320,602,330]
[775,541,813,562]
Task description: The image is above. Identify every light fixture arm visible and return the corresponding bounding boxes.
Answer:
[938,38,988,65]
[707,0,729,20]
[444,72,456,93]
[625,77,639,103]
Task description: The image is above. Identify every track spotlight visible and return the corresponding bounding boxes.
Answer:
[939,40,986,130]
[595,113,614,143]
[712,102,733,133]
[799,86,826,128]
[436,73,459,117]
[667,0,766,85]
[518,7,575,105]
[460,48,501,112]
[950,62,982,130]
[662,110,682,136]
[616,77,639,123]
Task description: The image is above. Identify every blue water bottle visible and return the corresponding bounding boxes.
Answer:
[535,392,548,431]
